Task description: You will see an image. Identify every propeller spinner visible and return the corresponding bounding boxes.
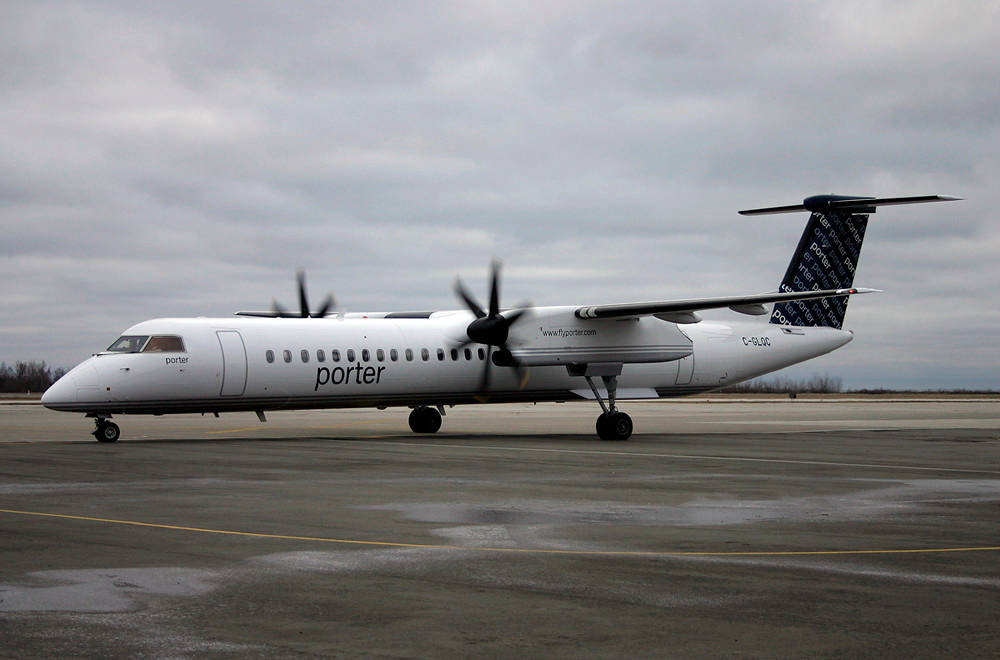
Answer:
[453,260,531,394]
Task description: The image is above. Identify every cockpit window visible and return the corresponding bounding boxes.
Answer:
[107,335,149,353]
[142,335,186,352]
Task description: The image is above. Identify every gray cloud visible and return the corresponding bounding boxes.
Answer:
[1,1,997,389]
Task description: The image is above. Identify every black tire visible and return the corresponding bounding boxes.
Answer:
[95,421,120,443]
[608,412,632,440]
[595,412,611,439]
[423,407,442,433]
[408,406,442,434]
[408,407,423,432]
[597,412,632,441]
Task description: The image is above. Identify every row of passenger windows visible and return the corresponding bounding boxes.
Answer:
[264,347,487,365]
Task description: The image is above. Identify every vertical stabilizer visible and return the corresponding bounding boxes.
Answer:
[738,194,961,329]
[771,208,868,328]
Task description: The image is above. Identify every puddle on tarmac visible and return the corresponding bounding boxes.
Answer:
[361,479,1000,528]
[0,567,216,613]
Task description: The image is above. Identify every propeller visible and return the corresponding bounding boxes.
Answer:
[453,259,531,395]
[271,269,335,318]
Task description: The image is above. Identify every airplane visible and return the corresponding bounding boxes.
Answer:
[41,193,959,443]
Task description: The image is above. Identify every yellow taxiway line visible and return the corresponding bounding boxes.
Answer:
[2,508,997,558]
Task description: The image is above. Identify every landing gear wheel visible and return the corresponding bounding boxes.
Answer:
[597,411,632,441]
[596,412,610,438]
[94,421,120,443]
[408,406,442,434]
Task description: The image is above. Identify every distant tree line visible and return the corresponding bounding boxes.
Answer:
[0,361,66,394]
[719,374,843,394]
[720,375,997,394]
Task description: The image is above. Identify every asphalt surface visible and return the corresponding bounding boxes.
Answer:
[1,399,999,658]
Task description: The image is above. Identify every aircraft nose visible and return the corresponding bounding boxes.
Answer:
[41,374,76,409]
[41,360,105,410]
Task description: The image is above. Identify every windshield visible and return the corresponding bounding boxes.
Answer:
[106,335,149,353]
[105,335,186,353]
[142,335,185,352]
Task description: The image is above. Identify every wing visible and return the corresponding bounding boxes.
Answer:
[574,287,878,321]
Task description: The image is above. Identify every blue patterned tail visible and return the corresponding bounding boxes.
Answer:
[738,194,960,329]
[770,209,868,329]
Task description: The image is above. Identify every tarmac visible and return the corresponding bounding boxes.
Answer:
[1,397,998,658]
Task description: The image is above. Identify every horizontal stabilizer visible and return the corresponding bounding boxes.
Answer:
[739,194,961,216]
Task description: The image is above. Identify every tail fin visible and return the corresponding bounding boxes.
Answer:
[739,195,960,329]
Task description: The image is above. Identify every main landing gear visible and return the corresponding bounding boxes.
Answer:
[581,368,633,441]
[596,410,633,441]
[91,416,121,443]
[408,406,442,434]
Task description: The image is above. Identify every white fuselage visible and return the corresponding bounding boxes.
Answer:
[41,306,852,415]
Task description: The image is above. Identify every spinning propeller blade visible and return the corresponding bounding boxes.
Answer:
[453,260,532,397]
[267,270,336,318]
[297,270,310,318]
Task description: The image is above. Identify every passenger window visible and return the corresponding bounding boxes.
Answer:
[283,350,292,363]
[464,348,472,360]
[317,349,326,363]
[301,350,310,363]
[421,348,430,361]
[450,349,458,361]
[390,349,398,361]
[437,348,445,361]
[376,349,385,362]
[347,349,356,362]
[143,335,186,353]
[405,348,414,361]
[266,350,275,364]
[478,348,485,360]
[332,349,341,362]
[362,349,370,362]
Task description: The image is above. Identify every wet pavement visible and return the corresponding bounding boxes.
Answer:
[1,399,999,657]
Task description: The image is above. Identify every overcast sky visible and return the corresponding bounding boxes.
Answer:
[2,1,997,389]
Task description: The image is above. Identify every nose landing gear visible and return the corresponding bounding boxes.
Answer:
[91,417,121,443]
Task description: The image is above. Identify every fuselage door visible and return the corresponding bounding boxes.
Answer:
[217,330,248,396]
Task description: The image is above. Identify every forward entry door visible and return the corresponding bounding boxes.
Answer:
[217,330,248,396]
